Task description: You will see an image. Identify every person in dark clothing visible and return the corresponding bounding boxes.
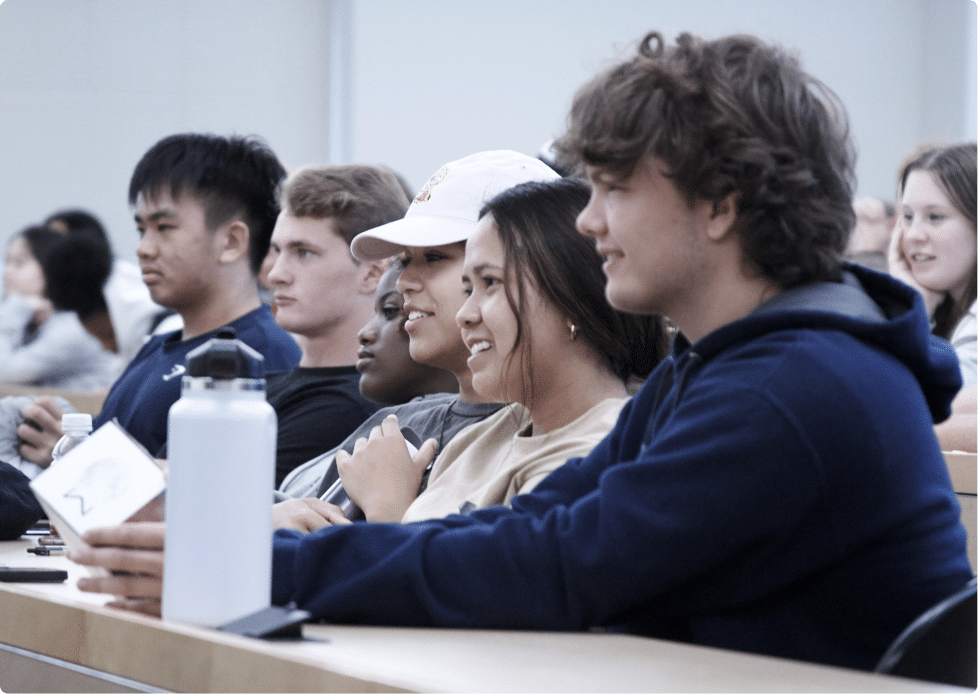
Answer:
[0,462,43,540]
[17,133,301,464]
[261,164,412,484]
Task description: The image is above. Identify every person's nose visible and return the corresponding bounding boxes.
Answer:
[456,293,480,329]
[396,264,422,296]
[576,195,606,241]
[136,232,157,261]
[903,215,928,244]
[358,318,379,346]
[265,252,289,286]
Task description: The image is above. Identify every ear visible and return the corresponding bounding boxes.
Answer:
[217,220,251,265]
[705,193,739,242]
[355,258,388,296]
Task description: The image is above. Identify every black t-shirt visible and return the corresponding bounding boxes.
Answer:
[0,461,43,540]
[266,366,381,487]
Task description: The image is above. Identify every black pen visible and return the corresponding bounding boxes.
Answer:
[27,546,66,556]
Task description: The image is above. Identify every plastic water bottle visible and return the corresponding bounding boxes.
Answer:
[162,327,277,626]
[51,413,93,462]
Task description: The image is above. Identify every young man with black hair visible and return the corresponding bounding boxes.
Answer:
[74,34,971,672]
[18,133,301,466]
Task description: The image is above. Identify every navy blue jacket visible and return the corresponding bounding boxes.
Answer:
[272,265,972,670]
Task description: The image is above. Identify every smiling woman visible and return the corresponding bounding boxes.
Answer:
[339,177,669,524]
[889,142,977,386]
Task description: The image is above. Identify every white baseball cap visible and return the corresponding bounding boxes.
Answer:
[350,150,560,261]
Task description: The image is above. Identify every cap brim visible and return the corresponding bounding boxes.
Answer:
[350,215,477,261]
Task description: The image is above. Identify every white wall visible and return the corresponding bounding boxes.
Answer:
[350,0,977,197]
[0,0,334,266]
[0,0,974,279]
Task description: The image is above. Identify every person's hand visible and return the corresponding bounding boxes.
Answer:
[272,498,351,532]
[127,494,166,523]
[887,221,946,318]
[70,522,166,617]
[17,396,65,468]
[848,197,894,254]
[335,414,437,523]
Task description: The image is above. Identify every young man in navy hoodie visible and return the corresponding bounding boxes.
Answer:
[17,133,301,464]
[73,33,972,671]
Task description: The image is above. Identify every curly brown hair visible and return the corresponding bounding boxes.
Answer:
[555,31,856,290]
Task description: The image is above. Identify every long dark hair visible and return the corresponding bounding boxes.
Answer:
[480,178,670,410]
[898,142,977,339]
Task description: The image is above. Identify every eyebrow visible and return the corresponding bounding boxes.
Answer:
[283,239,322,249]
[134,208,178,225]
[471,262,503,275]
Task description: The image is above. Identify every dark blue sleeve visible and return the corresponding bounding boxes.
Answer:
[270,362,970,659]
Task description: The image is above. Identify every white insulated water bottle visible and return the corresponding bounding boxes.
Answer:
[162,327,277,626]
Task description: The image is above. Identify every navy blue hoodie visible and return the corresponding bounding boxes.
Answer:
[271,265,972,670]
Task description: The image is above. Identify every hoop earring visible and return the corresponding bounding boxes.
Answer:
[569,324,578,341]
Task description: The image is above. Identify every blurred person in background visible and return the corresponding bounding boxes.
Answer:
[44,208,180,379]
[888,142,977,387]
[0,225,114,390]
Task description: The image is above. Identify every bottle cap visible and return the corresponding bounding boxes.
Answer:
[184,327,265,380]
[61,412,93,431]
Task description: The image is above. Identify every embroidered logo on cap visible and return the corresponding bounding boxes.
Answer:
[413,166,449,204]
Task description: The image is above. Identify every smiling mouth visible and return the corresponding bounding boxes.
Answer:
[910,253,936,262]
[405,311,432,329]
[469,340,492,356]
[596,249,623,267]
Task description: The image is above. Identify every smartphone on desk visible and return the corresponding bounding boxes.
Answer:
[321,427,423,521]
[0,566,68,583]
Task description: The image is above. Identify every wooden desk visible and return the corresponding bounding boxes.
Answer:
[945,451,977,572]
[0,538,965,693]
[0,385,105,416]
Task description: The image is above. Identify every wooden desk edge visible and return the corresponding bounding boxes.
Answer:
[0,579,965,693]
[945,451,977,495]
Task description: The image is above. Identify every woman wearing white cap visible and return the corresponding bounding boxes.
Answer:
[335,175,668,523]
[273,150,562,505]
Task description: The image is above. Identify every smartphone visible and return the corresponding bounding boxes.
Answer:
[0,567,68,583]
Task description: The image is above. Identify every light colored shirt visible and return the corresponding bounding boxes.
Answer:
[951,300,977,387]
[0,294,114,390]
[402,397,627,523]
